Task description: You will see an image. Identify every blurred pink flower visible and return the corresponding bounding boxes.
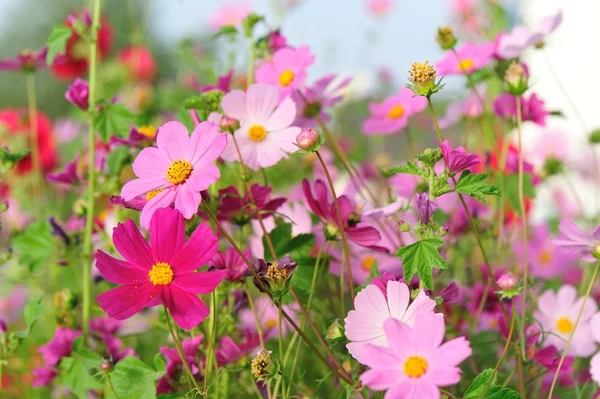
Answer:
[216,329,261,365]
[359,314,471,398]
[329,240,402,285]
[436,42,494,76]
[0,286,28,324]
[292,74,351,128]
[553,219,600,263]
[211,247,251,282]
[362,87,427,135]
[493,92,550,127]
[207,3,251,31]
[239,297,297,340]
[365,0,394,17]
[344,280,437,364]
[220,83,301,170]
[256,46,315,98]
[438,85,485,129]
[496,10,562,59]
[33,327,81,387]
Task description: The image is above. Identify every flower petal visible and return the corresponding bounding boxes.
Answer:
[156,121,190,162]
[97,283,156,320]
[150,207,186,263]
[172,270,226,294]
[265,96,297,131]
[95,250,148,284]
[140,189,177,230]
[163,286,209,330]
[221,89,247,120]
[112,220,154,269]
[171,223,219,273]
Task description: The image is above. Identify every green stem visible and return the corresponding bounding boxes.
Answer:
[547,260,600,398]
[515,96,529,330]
[203,291,218,395]
[247,38,256,86]
[482,301,516,397]
[163,307,202,393]
[25,73,42,211]
[82,0,102,345]
[106,374,120,399]
[426,96,445,143]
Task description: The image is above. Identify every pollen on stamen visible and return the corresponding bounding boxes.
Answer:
[166,160,192,185]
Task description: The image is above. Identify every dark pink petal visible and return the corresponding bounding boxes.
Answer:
[346,226,382,247]
[171,223,219,273]
[97,284,157,320]
[335,195,355,222]
[150,208,186,263]
[95,250,148,284]
[172,270,226,294]
[112,220,154,269]
[163,286,209,330]
[302,179,329,220]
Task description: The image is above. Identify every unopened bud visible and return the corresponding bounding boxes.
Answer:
[504,61,528,96]
[219,116,239,133]
[296,128,322,152]
[436,26,457,50]
[497,272,517,290]
[99,359,113,372]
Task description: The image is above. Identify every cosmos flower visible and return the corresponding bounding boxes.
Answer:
[437,85,485,129]
[219,83,301,171]
[207,3,251,31]
[256,46,315,98]
[329,241,402,285]
[534,285,597,357]
[33,327,81,387]
[439,140,481,174]
[216,184,286,225]
[365,0,394,17]
[553,219,600,263]
[436,42,494,76]
[158,335,203,394]
[211,247,251,282]
[96,208,226,330]
[493,92,550,127]
[239,296,297,340]
[344,280,437,364]
[120,121,227,229]
[216,329,261,366]
[362,88,427,135]
[359,314,471,399]
[496,10,562,59]
[292,74,352,128]
[0,48,47,72]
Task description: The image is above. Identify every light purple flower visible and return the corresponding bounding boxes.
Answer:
[292,74,352,128]
[553,219,600,263]
[496,10,562,59]
[438,85,485,129]
[415,193,437,225]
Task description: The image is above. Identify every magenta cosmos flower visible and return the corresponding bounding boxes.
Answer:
[360,314,472,399]
[496,10,562,59]
[256,46,315,98]
[436,42,494,76]
[96,208,226,330]
[120,121,227,229]
[553,219,600,263]
[439,140,481,174]
[33,327,81,387]
[344,280,437,364]
[362,87,427,135]
[219,83,301,171]
[493,92,550,126]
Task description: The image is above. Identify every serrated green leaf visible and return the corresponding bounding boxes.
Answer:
[46,25,72,65]
[396,237,448,289]
[106,146,131,176]
[454,171,501,202]
[464,369,497,398]
[94,104,135,142]
[485,386,522,399]
[60,338,103,398]
[381,161,420,177]
[107,355,165,399]
[12,221,56,272]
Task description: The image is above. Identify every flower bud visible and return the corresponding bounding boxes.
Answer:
[325,319,345,343]
[65,78,89,111]
[504,61,528,96]
[436,26,457,50]
[251,349,274,380]
[296,128,322,152]
[219,116,239,133]
[268,30,287,52]
[497,272,517,290]
[99,359,113,373]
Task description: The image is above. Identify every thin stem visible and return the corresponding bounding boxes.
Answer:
[547,260,600,398]
[273,305,286,398]
[200,203,355,385]
[316,150,355,301]
[106,374,120,399]
[203,291,218,395]
[245,282,266,348]
[515,96,529,330]
[427,97,445,143]
[163,307,202,393]
[495,137,512,253]
[25,73,42,207]
[247,37,256,87]
[82,0,102,345]
[482,301,516,397]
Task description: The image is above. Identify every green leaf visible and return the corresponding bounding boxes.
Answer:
[263,222,315,263]
[107,355,165,399]
[464,369,497,398]
[23,296,44,330]
[241,13,264,37]
[212,25,238,39]
[106,146,131,176]
[60,339,103,398]
[395,237,448,289]
[94,104,135,142]
[12,221,56,272]
[46,25,72,65]
[484,386,522,399]
[454,171,501,202]
[380,161,420,177]
[504,174,536,212]
[0,147,30,175]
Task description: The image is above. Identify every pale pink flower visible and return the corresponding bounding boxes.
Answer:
[255,46,315,98]
[120,121,227,229]
[438,85,485,129]
[292,74,352,128]
[362,88,427,135]
[436,42,494,76]
[344,280,437,364]
[534,285,597,357]
[590,352,600,386]
[220,83,301,171]
[496,10,562,59]
[239,297,297,340]
[365,0,394,17]
[360,314,471,399]
[207,3,251,31]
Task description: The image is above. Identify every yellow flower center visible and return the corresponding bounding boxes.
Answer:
[166,160,192,185]
[459,59,474,72]
[556,317,573,334]
[148,262,174,285]
[138,125,157,138]
[361,256,376,271]
[265,319,277,328]
[146,188,164,201]
[404,356,428,378]
[279,70,295,86]
[539,250,552,265]
[248,125,267,142]
[387,105,405,119]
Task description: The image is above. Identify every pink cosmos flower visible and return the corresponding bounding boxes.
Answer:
[158,335,203,394]
[438,85,485,129]
[90,316,136,362]
[493,93,550,127]
[207,3,251,31]
[292,74,352,128]
[365,0,394,17]
[553,219,600,263]
[496,10,562,59]
[219,83,301,170]
[120,121,227,229]
[359,314,472,399]
[329,241,402,285]
[33,327,81,387]
[96,208,226,330]
[211,247,251,282]
[0,286,28,324]
[216,329,261,366]
[591,352,600,386]
[439,140,481,174]
[534,285,597,357]
[344,280,437,364]
[239,297,297,340]
[255,46,315,98]
[436,42,494,76]
[362,88,427,135]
